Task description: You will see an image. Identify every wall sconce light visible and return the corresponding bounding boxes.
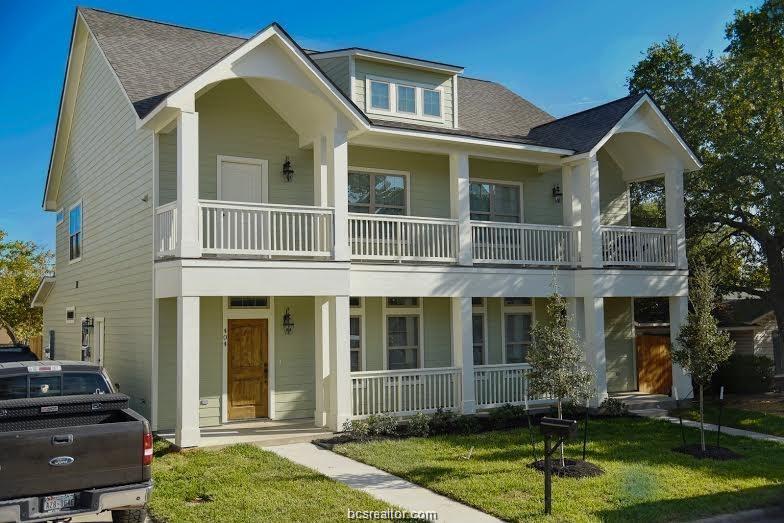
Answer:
[552,184,563,204]
[282,156,295,182]
[283,307,295,335]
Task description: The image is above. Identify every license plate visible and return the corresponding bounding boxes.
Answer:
[41,493,76,513]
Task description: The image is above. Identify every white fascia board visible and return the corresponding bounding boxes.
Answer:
[310,49,464,75]
[138,25,369,131]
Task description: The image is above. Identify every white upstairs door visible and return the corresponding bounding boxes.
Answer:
[216,156,268,252]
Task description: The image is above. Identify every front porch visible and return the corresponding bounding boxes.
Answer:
[157,418,333,448]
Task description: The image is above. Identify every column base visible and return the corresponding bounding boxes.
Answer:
[175,426,200,448]
[461,400,476,415]
[328,413,351,432]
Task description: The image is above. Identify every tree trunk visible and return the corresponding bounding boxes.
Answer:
[557,399,565,467]
[700,384,706,452]
[0,318,18,345]
[763,238,784,356]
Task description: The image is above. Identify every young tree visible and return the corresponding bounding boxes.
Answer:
[0,230,52,344]
[528,289,594,465]
[627,1,784,352]
[672,265,735,452]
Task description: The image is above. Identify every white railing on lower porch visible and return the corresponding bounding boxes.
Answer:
[199,200,334,257]
[473,363,553,409]
[471,222,579,265]
[601,225,676,267]
[155,202,177,257]
[350,367,462,418]
[348,214,459,263]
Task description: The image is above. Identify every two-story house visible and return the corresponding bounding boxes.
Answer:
[34,8,700,447]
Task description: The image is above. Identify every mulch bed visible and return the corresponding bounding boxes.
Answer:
[672,444,744,460]
[528,458,604,478]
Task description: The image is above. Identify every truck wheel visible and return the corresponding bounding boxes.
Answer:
[111,508,147,523]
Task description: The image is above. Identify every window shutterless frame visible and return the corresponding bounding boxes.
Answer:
[68,200,83,263]
[469,179,524,223]
[500,298,535,364]
[381,297,424,370]
[347,169,409,215]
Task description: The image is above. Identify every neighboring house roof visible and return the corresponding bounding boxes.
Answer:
[714,299,775,328]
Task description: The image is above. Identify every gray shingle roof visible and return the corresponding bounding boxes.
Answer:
[77,7,642,153]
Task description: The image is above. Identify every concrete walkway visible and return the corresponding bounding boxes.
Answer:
[632,409,784,443]
[268,442,501,522]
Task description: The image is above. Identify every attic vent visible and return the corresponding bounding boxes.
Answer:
[228,297,269,308]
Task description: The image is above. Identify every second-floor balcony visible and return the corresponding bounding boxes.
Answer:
[155,199,679,268]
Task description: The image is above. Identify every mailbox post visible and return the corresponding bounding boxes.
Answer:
[539,417,578,515]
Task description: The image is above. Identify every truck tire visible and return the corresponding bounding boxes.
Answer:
[111,508,147,523]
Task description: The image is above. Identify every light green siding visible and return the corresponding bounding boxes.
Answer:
[199,297,223,426]
[469,159,563,225]
[157,298,176,430]
[41,38,153,417]
[363,298,384,371]
[604,297,636,392]
[599,149,630,226]
[485,298,504,364]
[274,297,316,419]
[158,131,176,205]
[349,146,451,218]
[423,298,453,368]
[312,56,351,96]
[353,58,455,128]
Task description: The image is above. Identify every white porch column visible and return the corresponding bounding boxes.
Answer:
[665,168,688,269]
[669,295,692,399]
[175,296,200,448]
[449,153,473,266]
[584,296,608,405]
[314,297,330,427]
[451,297,475,414]
[176,111,201,259]
[328,129,350,261]
[575,156,603,268]
[328,296,351,430]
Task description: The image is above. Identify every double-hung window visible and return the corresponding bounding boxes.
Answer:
[350,316,362,372]
[472,314,485,365]
[469,182,521,223]
[423,89,441,117]
[396,85,416,114]
[370,80,390,110]
[348,171,407,215]
[387,315,420,369]
[505,313,532,363]
[68,202,82,261]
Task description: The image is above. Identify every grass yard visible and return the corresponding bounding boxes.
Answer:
[334,417,784,522]
[148,440,413,522]
[671,399,784,438]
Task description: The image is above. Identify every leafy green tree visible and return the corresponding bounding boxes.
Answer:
[672,266,735,451]
[528,288,594,465]
[627,0,784,339]
[0,229,52,344]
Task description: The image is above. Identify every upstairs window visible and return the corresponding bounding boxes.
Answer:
[470,182,521,223]
[397,85,416,113]
[348,171,407,215]
[423,89,441,117]
[370,80,390,110]
[68,202,82,261]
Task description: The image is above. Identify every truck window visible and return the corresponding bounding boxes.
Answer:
[63,373,111,395]
[30,376,62,397]
[0,376,28,400]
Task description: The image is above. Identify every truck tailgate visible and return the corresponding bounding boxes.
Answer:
[0,394,147,500]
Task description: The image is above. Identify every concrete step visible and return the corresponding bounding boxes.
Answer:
[629,408,669,418]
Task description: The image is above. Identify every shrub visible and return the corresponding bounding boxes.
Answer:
[454,414,483,434]
[561,401,586,420]
[342,419,370,441]
[711,353,774,394]
[598,397,628,417]
[429,408,458,435]
[366,413,398,437]
[407,412,430,437]
[488,403,527,429]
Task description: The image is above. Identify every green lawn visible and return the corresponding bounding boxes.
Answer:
[148,441,412,522]
[334,417,784,522]
[670,403,784,437]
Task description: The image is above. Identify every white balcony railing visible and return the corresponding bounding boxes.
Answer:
[471,222,579,266]
[473,363,553,409]
[601,226,676,267]
[199,200,334,257]
[155,202,177,257]
[350,367,462,418]
[348,213,459,263]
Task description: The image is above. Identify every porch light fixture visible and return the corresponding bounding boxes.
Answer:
[282,156,295,182]
[283,307,295,335]
[552,184,563,204]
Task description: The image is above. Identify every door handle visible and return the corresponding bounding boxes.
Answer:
[52,434,74,446]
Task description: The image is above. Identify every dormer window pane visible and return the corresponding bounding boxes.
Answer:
[370,81,390,110]
[423,89,441,117]
[397,85,416,113]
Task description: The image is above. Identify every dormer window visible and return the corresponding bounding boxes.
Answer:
[397,85,416,114]
[423,89,442,117]
[370,80,390,110]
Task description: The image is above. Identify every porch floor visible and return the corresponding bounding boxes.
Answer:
[158,418,334,449]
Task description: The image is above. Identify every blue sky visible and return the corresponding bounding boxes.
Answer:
[0,0,757,250]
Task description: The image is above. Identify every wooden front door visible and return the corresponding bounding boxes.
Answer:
[636,335,672,394]
[228,319,269,420]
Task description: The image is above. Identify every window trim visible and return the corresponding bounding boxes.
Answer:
[364,74,445,123]
[501,298,535,364]
[382,298,424,370]
[396,83,417,114]
[469,178,524,224]
[65,306,75,325]
[347,166,411,215]
[472,299,488,366]
[68,200,83,264]
[350,299,366,372]
[227,296,271,309]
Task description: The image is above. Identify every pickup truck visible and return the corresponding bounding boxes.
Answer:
[0,361,152,523]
